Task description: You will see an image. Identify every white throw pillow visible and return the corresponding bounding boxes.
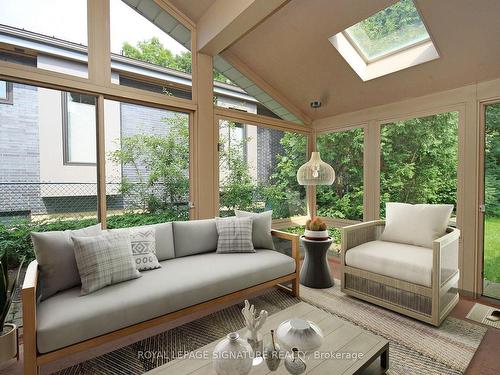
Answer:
[379,203,453,248]
[72,231,141,295]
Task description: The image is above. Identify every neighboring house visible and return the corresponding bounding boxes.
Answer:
[0,26,283,222]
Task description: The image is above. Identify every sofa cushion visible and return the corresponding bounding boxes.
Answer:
[110,227,161,271]
[36,249,296,353]
[215,216,255,253]
[72,231,141,295]
[235,210,275,250]
[172,219,218,257]
[345,240,433,287]
[31,224,102,300]
[379,202,453,248]
[149,222,175,261]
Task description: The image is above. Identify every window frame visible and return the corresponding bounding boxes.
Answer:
[0,81,13,104]
[61,91,98,166]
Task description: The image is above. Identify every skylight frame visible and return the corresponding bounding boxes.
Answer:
[342,0,432,63]
[329,0,439,81]
[341,29,431,64]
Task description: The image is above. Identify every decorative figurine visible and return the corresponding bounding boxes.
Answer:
[242,299,268,365]
[264,329,282,371]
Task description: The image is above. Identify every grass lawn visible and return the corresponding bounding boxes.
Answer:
[484,217,500,283]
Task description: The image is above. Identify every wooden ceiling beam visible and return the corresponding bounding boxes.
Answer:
[197,0,288,55]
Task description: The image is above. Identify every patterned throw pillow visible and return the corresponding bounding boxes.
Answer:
[72,231,141,295]
[215,216,255,254]
[129,227,161,271]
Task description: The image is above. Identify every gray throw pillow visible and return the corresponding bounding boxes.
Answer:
[235,210,275,250]
[31,223,102,300]
[215,217,255,254]
[72,231,141,295]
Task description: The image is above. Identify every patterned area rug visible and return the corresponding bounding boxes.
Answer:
[466,302,500,330]
[55,285,486,375]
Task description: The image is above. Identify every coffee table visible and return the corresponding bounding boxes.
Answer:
[147,302,389,375]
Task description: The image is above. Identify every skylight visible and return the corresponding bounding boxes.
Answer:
[344,0,430,62]
[329,0,438,81]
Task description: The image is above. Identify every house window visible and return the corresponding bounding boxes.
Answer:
[62,92,97,165]
[0,81,13,104]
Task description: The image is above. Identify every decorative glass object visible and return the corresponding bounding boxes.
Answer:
[296,152,335,185]
[213,332,253,375]
[264,329,282,371]
[276,318,324,352]
[284,348,306,375]
[242,300,268,366]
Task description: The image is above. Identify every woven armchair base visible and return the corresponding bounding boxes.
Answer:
[345,273,432,316]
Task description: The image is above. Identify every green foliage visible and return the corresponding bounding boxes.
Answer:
[359,0,421,40]
[121,38,232,84]
[316,129,365,220]
[347,0,427,58]
[218,122,307,219]
[484,217,500,283]
[0,250,25,331]
[485,104,500,217]
[108,113,189,215]
[380,112,458,216]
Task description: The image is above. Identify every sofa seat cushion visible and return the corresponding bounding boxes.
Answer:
[345,240,433,287]
[36,249,295,353]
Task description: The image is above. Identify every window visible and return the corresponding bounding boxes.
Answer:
[62,92,97,165]
[329,0,438,81]
[0,80,13,104]
[105,100,191,227]
[380,112,459,217]
[110,0,192,99]
[0,0,89,78]
[218,119,307,219]
[0,81,98,228]
[316,129,364,221]
[344,0,430,62]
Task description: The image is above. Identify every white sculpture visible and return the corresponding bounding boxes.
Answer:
[241,300,268,365]
[242,300,268,342]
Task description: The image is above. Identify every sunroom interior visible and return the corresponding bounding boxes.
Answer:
[0,0,500,374]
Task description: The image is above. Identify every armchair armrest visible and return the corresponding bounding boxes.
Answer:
[341,220,385,252]
[433,227,460,286]
[22,260,38,374]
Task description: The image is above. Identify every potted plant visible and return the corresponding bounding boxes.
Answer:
[304,217,329,240]
[0,251,24,364]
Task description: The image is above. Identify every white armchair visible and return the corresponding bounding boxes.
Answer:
[341,220,460,326]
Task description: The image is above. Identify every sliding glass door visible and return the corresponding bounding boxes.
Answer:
[482,103,500,299]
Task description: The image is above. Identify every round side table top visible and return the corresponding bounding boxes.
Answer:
[300,235,333,243]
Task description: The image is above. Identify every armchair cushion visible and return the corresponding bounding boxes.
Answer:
[345,240,433,287]
[380,203,453,248]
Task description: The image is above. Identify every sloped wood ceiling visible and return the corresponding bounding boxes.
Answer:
[225,0,500,119]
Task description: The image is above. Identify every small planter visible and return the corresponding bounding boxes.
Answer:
[304,229,329,241]
[0,323,19,363]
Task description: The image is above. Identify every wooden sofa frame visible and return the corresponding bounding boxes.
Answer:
[341,220,460,327]
[22,229,300,375]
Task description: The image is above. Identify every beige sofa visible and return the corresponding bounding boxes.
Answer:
[22,219,300,374]
[341,220,460,326]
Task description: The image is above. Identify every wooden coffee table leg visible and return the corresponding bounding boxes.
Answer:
[380,346,389,373]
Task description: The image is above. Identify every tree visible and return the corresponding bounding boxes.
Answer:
[122,38,232,84]
[108,114,189,219]
[380,112,458,215]
[218,120,256,214]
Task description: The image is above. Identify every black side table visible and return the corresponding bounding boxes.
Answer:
[300,236,334,288]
